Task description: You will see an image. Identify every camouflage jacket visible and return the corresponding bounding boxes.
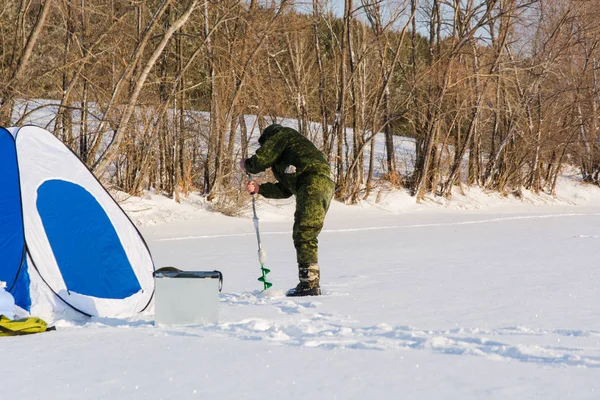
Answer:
[245,125,331,199]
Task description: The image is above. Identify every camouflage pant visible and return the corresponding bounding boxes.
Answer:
[293,174,335,265]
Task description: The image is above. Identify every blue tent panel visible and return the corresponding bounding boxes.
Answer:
[12,259,31,311]
[0,127,27,302]
[36,179,142,299]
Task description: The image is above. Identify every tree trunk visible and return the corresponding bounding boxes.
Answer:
[93,0,198,178]
[0,0,53,125]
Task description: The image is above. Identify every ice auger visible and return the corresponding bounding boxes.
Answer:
[248,174,272,290]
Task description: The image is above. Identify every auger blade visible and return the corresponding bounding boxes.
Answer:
[258,265,272,290]
[257,276,273,288]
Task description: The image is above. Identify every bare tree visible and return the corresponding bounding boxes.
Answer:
[0,0,53,125]
[93,0,199,178]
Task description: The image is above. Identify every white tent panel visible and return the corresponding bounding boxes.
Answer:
[15,125,154,316]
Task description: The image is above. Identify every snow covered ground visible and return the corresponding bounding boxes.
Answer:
[2,173,600,399]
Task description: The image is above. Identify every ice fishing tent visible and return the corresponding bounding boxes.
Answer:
[0,125,154,318]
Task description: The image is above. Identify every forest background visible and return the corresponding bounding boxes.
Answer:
[1,0,599,212]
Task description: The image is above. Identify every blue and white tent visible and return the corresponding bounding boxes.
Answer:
[0,125,154,318]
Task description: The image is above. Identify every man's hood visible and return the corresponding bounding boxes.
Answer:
[258,124,283,145]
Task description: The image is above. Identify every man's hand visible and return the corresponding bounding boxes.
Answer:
[246,180,259,195]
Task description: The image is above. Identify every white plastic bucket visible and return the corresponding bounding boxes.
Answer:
[153,268,223,326]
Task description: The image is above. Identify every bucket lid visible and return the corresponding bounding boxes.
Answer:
[153,267,223,291]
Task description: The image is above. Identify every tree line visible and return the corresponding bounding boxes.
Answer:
[1,0,599,207]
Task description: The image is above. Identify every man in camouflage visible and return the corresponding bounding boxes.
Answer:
[240,124,335,296]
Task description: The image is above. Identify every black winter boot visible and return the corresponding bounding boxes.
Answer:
[286,264,321,297]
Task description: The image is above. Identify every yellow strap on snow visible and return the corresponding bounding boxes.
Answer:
[0,315,49,336]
